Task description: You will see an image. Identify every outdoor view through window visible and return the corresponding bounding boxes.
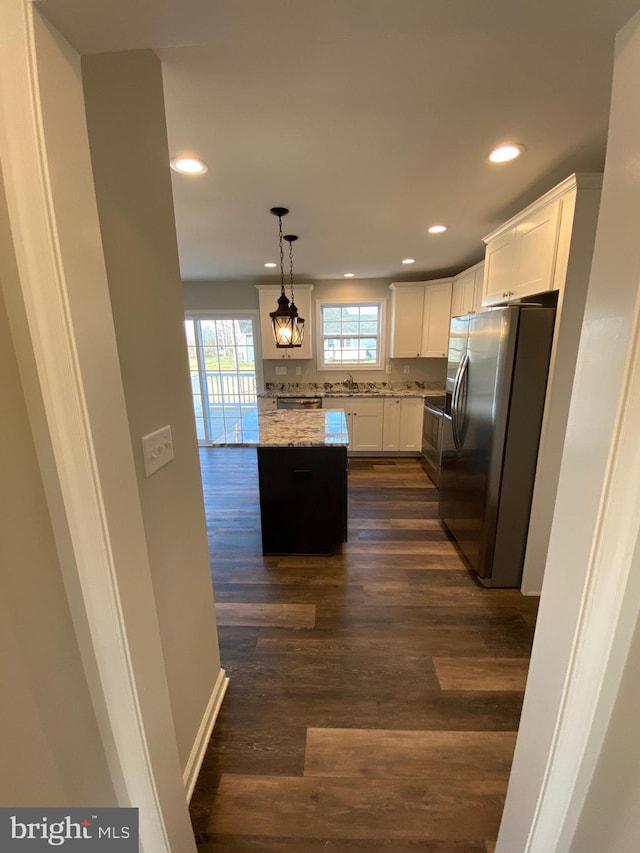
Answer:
[185,317,258,443]
[320,302,382,368]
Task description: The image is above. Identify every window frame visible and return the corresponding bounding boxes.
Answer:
[315,298,386,371]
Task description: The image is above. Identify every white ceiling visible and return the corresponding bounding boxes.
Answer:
[40,0,640,281]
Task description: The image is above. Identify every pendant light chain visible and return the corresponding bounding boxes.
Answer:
[278,212,286,296]
[288,239,295,306]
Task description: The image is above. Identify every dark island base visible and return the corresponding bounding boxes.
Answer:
[257,446,348,555]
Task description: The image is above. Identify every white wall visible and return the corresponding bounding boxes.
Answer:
[0,168,116,809]
[497,8,640,851]
[568,610,640,853]
[0,7,199,848]
[82,49,222,773]
[183,277,448,387]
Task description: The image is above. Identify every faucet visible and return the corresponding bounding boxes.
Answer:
[344,373,355,390]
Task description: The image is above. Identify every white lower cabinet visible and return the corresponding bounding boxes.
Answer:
[351,399,384,451]
[323,398,384,451]
[383,397,423,452]
[324,396,423,453]
[382,398,402,450]
[398,398,423,451]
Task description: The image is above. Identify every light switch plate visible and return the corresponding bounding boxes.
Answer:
[385,364,391,374]
[403,365,410,374]
[275,366,287,375]
[295,367,302,375]
[141,425,174,478]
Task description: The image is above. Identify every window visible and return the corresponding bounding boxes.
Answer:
[185,315,260,444]
[318,300,385,370]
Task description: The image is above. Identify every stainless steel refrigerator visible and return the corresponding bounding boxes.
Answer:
[439,306,555,587]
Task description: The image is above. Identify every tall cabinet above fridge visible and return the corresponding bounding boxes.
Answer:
[439,306,555,587]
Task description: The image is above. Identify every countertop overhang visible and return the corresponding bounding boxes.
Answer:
[212,409,349,448]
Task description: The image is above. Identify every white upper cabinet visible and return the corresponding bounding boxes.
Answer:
[388,285,425,358]
[484,229,520,305]
[256,284,314,359]
[421,282,452,358]
[481,177,588,307]
[389,279,452,358]
[451,261,484,317]
[513,199,561,299]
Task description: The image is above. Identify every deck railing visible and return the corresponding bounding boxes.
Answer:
[190,370,257,405]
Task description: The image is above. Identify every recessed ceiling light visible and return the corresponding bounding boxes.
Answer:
[264,262,277,268]
[428,225,447,234]
[344,273,355,278]
[402,258,416,265]
[170,157,208,175]
[489,144,523,163]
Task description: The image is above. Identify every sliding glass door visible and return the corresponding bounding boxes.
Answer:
[185,315,260,444]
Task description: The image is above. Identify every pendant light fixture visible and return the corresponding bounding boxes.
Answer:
[268,207,302,348]
[284,233,305,346]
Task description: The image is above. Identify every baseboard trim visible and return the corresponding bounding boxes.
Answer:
[183,667,229,801]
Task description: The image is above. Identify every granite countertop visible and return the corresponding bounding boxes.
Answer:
[259,382,445,399]
[212,409,349,447]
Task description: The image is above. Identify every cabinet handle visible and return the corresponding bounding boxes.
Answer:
[416,352,420,357]
[502,291,508,298]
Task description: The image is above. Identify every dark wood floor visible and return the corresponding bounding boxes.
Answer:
[190,450,538,852]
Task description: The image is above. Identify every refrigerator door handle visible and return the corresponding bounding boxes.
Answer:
[451,353,468,451]
[456,353,470,447]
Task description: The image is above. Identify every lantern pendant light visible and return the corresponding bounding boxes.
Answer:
[268,207,301,348]
[284,234,305,346]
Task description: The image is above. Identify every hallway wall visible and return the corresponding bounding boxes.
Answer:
[82,48,222,772]
[0,169,116,807]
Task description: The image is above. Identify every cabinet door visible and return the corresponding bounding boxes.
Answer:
[514,199,561,298]
[451,278,465,318]
[382,398,401,450]
[351,399,384,451]
[451,269,477,317]
[399,398,423,451]
[390,286,425,358]
[483,228,518,306]
[472,263,485,312]
[421,282,452,358]
[257,285,313,359]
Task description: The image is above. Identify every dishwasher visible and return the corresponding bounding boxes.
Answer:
[276,397,323,410]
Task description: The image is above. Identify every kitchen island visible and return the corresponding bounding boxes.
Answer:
[214,409,349,556]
